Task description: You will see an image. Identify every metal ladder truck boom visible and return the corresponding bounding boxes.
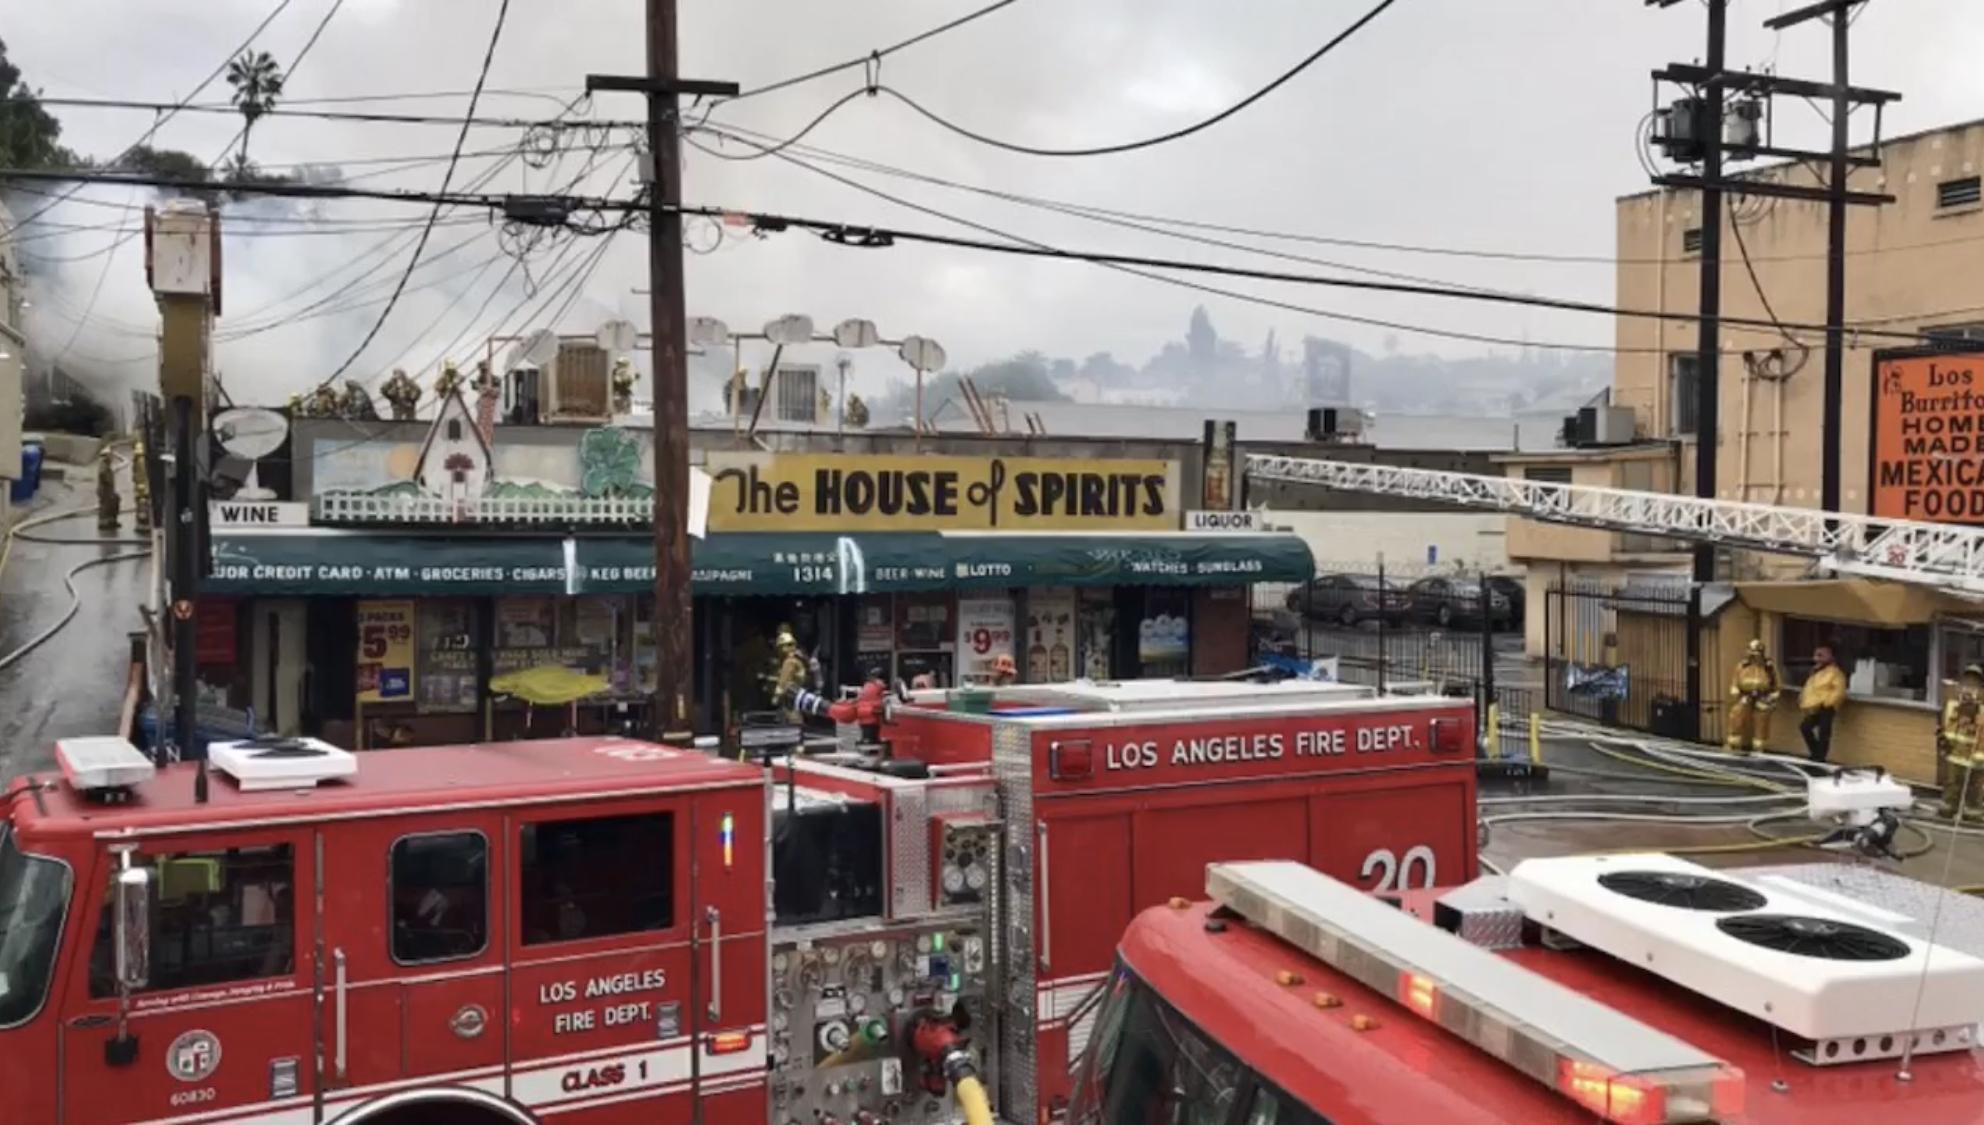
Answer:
[1245,454,1984,593]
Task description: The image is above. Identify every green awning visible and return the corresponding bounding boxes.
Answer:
[939,532,1316,589]
[206,529,1315,597]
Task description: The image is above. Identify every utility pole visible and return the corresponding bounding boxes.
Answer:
[144,203,217,770]
[587,6,738,744]
[1646,0,1896,738]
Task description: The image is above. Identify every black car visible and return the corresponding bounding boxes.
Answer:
[1285,574,1411,627]
[1406,576,1512,630]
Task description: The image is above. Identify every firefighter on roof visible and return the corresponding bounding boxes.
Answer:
[1725,638,1780,754]
[1938,664,1984,820]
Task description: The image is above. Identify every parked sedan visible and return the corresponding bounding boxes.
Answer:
[1406,576,1512,630]
[1285,574,1412,627]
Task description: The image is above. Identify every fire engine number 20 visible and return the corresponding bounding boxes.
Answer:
[1361,845,1436,892]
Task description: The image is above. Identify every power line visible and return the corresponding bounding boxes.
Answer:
[708,0,1029,107]
[12,0,299,227]
[315,0,514,389]
[35,94,635,131]
[740,0,1401,160]
[669,197,1946,348]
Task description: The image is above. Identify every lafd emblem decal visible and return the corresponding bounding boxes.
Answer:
[167,1029,223,1083]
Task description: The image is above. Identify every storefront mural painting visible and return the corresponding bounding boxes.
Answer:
[704,452,1181,533]
[312,385,657,506]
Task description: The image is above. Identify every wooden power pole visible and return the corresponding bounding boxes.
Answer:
[587,2,737,743]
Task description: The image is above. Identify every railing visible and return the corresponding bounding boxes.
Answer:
[312,493,650,525]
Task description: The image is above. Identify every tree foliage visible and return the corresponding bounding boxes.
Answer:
[0,36,80,172]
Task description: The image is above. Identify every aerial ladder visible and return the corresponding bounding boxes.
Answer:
[1244,455,1984,595]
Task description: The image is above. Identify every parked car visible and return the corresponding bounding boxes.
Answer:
[1406,576,1512,630]
[1284,574,1411,627]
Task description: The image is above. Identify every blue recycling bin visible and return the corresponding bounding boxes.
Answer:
[10,440,44,505]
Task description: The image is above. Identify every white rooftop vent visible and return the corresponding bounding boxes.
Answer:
[1506,853,1984,1064]
[55,737,156,795]
[1207,860,1741,1125]
[208,737,357,792]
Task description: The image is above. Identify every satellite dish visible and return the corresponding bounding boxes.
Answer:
[764,314,816,347]
[596,319,639,354]
[686,316,731,349]
[832,318,881,349]
[212,407,290,501]
[521,329,561,367]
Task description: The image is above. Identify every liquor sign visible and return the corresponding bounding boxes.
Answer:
[703,452,1181,533]
[957,595,1017,683]
[1869,349,1984,523]
[356,600,417,703]
[1183,510,1260,533]
[210,501,310,528]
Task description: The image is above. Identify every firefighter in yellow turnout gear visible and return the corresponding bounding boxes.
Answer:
[1937,664,1984,821]
[1725,639,1781,755]
[763,627,812,723]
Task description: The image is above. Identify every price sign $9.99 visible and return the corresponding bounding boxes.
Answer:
[361,620,413,661]
[969,626,1011,655]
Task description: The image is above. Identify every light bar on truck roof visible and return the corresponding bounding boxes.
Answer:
[55,737,157,794]
[1206,862,1745,1125]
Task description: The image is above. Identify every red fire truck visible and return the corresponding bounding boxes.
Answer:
[1072,856,1984,1125]
[0,677,1478,1125]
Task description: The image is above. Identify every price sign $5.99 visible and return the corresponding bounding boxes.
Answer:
[360,620,413,661]
[969,626,1012,655]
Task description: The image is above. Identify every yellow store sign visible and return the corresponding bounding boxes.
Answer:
[355,600,417,704]
[703,452,1181,533]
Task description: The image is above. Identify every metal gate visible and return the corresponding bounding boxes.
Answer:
[1543,581,1716,744]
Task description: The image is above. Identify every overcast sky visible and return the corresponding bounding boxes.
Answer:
[6,0,1982,406]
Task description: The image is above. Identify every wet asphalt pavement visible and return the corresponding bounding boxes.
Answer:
[0,475,151,781]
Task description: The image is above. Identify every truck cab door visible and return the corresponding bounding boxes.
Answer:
[58,830,317,1125]
[316,811,508,1113]
[690,786,770,1115]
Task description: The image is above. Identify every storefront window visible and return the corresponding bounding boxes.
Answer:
[1140,589,1192,678]
[1781,617,1930,703]
[957,594,1017,684]
[1935,619,1984,705]
[896,593,954,688]
[1025,588,1077,683]
[1078,589,1117,681]
[418,600,479,713]
[854,596,895,683]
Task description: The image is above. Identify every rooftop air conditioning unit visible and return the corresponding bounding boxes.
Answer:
[1572,405,1636,446]
[1506,852,1984,1053]
[1305,407,1365,442]
[547,339,611,422]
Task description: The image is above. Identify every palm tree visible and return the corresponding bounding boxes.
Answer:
[224,50,285,165]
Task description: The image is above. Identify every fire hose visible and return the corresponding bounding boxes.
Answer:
[908,1010,994,1125]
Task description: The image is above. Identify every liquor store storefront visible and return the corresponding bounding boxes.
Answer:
[200,452,1314,746]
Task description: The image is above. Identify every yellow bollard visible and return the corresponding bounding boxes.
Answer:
[1528,712,1543,765]
[1486,702,1500,756]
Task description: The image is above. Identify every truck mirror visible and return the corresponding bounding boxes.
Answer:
[113,867,154,991]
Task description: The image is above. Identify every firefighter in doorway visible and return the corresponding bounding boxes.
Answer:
[1938,664,1984,821]
[766,627,811,723]
[1725,639,1781,755]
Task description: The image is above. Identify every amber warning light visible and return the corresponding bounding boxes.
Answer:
[1205,861,1745,1125]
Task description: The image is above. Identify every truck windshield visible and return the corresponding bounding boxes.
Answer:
[1070,963,1336,1125]
[0,825,71,1029]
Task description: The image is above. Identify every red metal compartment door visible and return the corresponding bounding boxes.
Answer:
[690,787,770,1116]
[315,810,509,1110]
[1034,811,1132,1122]
[505,795,696,1125]
[57,828,317,1125]
[1312,774,1475,895]
[1128,793,1311,906]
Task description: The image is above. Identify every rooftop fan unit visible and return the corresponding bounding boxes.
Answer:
[209,736,357,792]
[1507,852,1984,1054]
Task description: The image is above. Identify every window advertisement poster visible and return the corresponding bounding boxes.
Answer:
[1025,588,1076,683]
[1078,589,1116,680]
[417,599,478,712]
[957,595,1018,684]
[357,600,417,703]
[1138,598,1191,664]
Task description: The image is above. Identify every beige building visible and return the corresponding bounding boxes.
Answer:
[1502,116,1984,781]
